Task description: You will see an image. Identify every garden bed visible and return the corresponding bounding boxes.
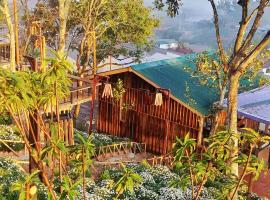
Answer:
[74,129,131,147]
[81,163,264,200]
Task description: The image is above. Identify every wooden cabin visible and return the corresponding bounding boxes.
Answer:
[96,55,222,154]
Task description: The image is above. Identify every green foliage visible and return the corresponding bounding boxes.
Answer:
[0,111,12,125]
[113,79,126,102]
[0,157,24,200]
[0,51,72,114]
[154,0,182,17]
[92,163,216,199]
[184,82,197,107]
[11,170,40,200]
[114,163,143,198]
[59,175,82,200]
[172,129,270,199]
[101,170,111,180]
[30,0,159,65]
[41,122,67,162]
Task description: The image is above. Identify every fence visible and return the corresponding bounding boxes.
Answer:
[94,142,146,160]
[0,43,10,62]
[95,154,175,169]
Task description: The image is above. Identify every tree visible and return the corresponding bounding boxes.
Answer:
[157,0,270,185]
[208,0,270,182]
[185,51,269,135]
[0,51,74,200]
[68,133,95,200]
[0,0,16,71]
[29,0,159,72]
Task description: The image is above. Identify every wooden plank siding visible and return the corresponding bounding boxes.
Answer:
[97,72,201,154]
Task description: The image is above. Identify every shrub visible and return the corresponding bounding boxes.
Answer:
[0,157,24,199]
[0,125,24,152]
[159,187,185,200]
[0,112,12,125]
[74,129,130,147]
[0,157,48,200]
[100,170,111,180]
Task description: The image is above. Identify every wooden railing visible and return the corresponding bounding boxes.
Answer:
[95,154,174,169]
[94,142,147,160]
[0,43,10,62]
[61,75,93,105]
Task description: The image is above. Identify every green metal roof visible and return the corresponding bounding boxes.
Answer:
[131,54,261,116]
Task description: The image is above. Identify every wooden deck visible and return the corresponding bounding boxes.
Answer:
[0,44,94,110]
[59,75,94,110]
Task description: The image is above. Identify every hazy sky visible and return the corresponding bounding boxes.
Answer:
[145,0,214,21]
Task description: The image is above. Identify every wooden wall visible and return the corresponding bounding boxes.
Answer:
[97,72,202,154]
[217,111,260,131]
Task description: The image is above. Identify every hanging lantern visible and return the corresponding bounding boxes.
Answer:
[102,83,113,98]
[154,92,163,106]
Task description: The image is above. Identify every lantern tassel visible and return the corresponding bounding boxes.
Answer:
[102,83,113,98]
[154,93,163,106]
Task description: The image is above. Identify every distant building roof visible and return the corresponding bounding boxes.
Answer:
[156,39,177,45]
[97,50,181,73]
[235,86,270,125]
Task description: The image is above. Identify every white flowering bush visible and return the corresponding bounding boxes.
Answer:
[100,163,210,199]
[74,129,130,147]
[0,157,48,200]
[84,179,115,200]
[140,171,156,185]
[0,125,24,152]
[159,187,186,200]
[135,185,159,200]
[0,157,24,199]
[85,162,265,200]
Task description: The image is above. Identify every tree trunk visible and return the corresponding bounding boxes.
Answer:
[58,0,70,53]
[82,148,86,200]
[227,72,240,199]
[210,87,226,136]
[0,0,16,71]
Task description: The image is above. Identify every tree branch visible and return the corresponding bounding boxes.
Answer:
[233,0,250,54]
[208,0,228,72]
[240,0,269,52]
[237,30,270,73]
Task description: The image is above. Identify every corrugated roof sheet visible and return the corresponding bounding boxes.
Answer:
[236,86,270,125]
[131,54,262,116]
[131,54,219,115]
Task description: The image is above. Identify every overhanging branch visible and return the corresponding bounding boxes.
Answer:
[237,30,270,73]
[209,0,228,72]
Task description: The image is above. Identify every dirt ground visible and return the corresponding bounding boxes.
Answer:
[91,151,154,180]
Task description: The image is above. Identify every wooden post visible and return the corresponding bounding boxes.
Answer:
[197,117,204,147]
[29,59,40,173]
[90,31,97,75]
[89,76,96,133]
[163,90,170,155]
[13,0,20,66]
